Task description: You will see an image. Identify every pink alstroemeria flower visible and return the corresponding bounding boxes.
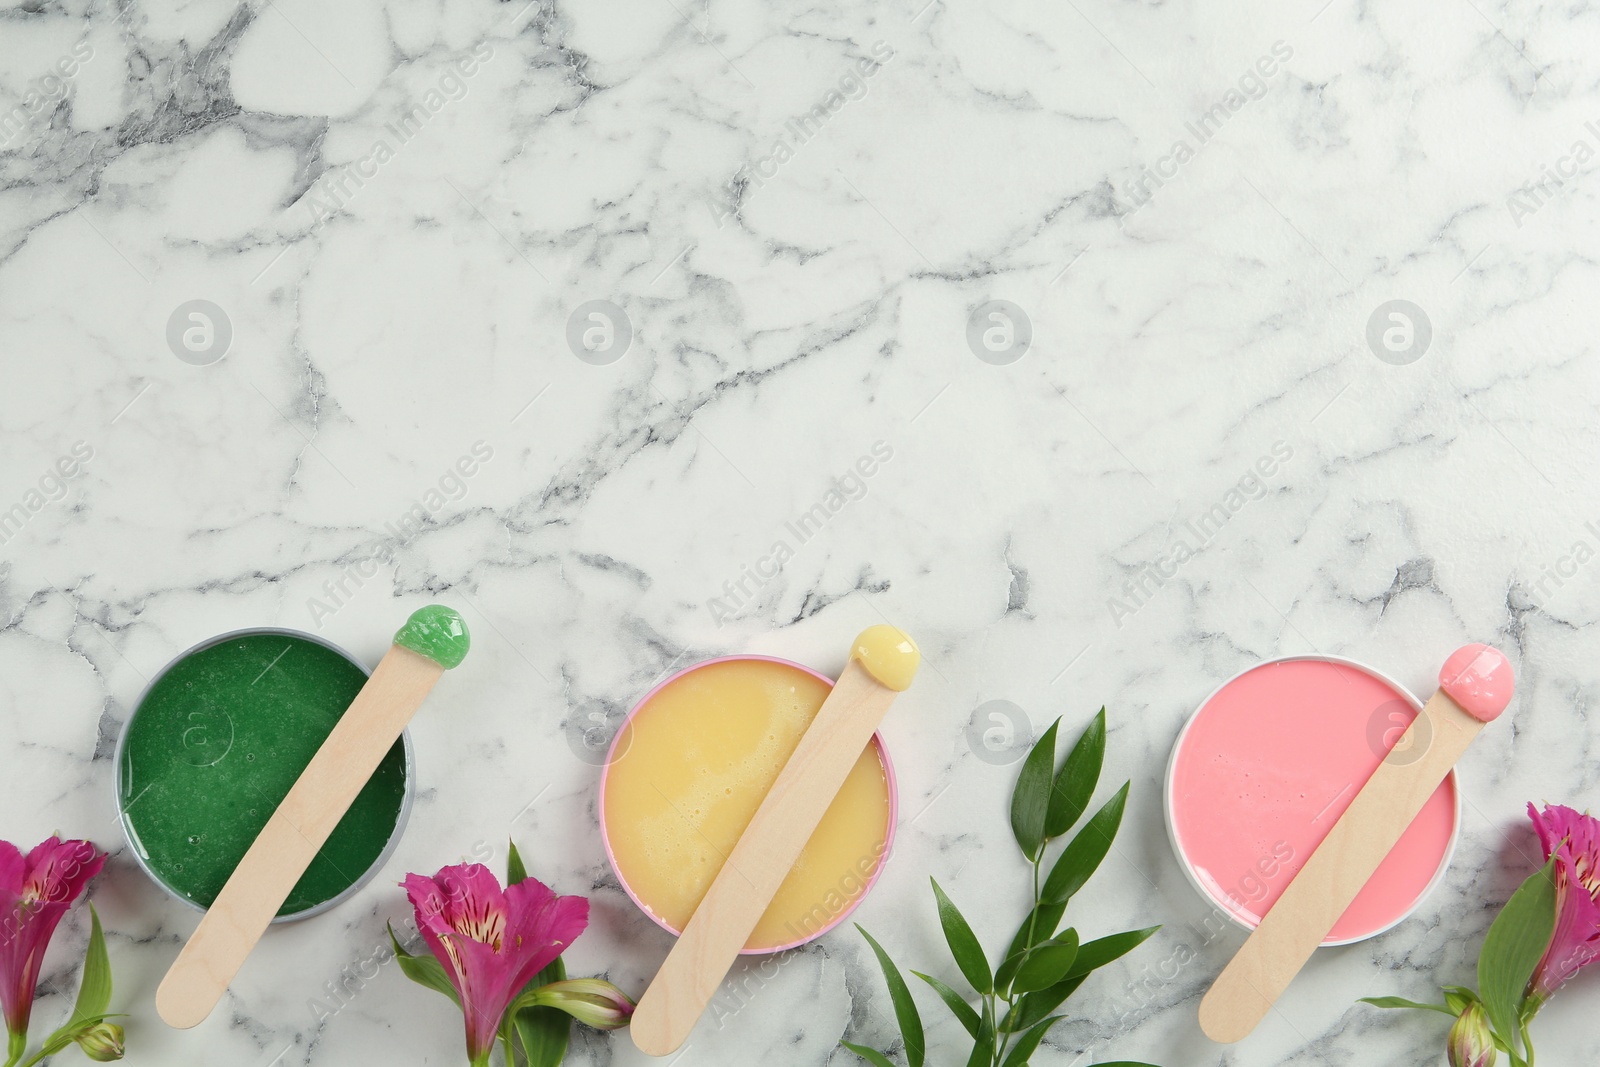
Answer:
[0,837,105,1041]
[1526,802,1600,1006]
[403,863,588,1066]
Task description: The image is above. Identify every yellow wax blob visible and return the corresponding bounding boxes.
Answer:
[850,625,920,691]
[603,659,892,951]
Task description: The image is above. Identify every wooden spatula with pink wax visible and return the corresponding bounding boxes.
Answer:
[115,605,472,1029]
[1162,644,1516,1043]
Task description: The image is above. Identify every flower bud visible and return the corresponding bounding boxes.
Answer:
[76,1021,125,1062]
[1447,1002,1495,1067]
[530,978,636,1030]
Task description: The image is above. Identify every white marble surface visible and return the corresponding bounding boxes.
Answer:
[2,0,1598,1063]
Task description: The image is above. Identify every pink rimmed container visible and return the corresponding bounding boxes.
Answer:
[598,654,899,954]
[1164,653,1462,946]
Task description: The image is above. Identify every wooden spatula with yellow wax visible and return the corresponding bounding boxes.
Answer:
[630,626,920,1056]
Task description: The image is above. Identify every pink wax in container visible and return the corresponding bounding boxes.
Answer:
[1166,655,1459,944]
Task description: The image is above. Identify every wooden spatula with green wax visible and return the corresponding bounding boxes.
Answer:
[156,605,470,1029]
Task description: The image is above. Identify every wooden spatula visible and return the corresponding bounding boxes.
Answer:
[630,625,920,1056]
[156,605,471,1029]
[1198,643,1514,1043]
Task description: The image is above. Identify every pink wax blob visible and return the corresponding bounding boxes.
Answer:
[1166,656,1459,944]
[1439,643,1514,722]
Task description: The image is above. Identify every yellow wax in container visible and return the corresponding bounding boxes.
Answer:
[603,658,892,951]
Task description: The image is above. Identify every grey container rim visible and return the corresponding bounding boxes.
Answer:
[112,626,416,924]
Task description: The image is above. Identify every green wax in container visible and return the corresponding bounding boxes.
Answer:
[119,633,407,917]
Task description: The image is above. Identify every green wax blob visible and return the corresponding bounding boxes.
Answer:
[393,604,470,669]
[119,633,408,917]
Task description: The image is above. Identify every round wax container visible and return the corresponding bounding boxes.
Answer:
[115,628,413,922]
[1165,655,1460,945]
[599,656,897,954]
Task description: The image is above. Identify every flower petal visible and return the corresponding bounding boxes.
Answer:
[504,877,589,994]
[403,876,470,1004]
[0,841,23,900]
[1527,803,1600,1001]
[405,867,516,1062]
[434,865,509,950]
[403,872,449,942]
[22,838,104,906]
[0,837,99,1038]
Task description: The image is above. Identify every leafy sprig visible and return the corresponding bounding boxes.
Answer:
[1361,854,1559,1067]
[843,708,1162,1067]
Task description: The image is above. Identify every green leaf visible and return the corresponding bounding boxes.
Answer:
[1000,1014,1066,1067]
[508,839,529,885]
[994,950,1024,995]
[1012,930,1079,994]
[1442,986,1481,1016]
[857,925,925,1067]
[513,957,569,1067]
[1358,995,1456,1016]
[931,880,992,995]
[841,1042,898,1067]
[1045,709,1105,839]
[1010,976,1085,1032]
[1011,718,1061,860]
[911,971,980,1038]
[1041,783,1129,904]
[963,1014,995,1067]
[996,902,1065,990]
[71,904,113,1025]
[1008,930,1158,1030]
[41,907,118,1056]
[1479,855,1559,1056]
[389,923,460,1006]
[1064,926,1160,982]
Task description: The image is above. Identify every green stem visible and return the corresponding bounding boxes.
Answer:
[496,1007,519,1067]
[993,854,1046,1065]
[1022,856,1042,956]
[1521,1018,1536,1067]
[5,1030,24,1067]
[991,996,1007,1067]
[16,1044,56,1067]
[979,995,996,1067]
[15,1031,71,1067]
